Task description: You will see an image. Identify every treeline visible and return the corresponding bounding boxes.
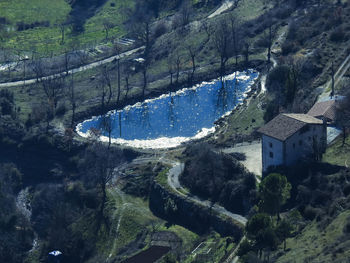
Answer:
[238,161,350,262]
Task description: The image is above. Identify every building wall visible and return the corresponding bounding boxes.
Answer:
[262,124,326,172]
[284,124,326,165]
[262,135,284,172]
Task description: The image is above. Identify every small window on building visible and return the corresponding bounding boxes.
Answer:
[308,136,311,141]
[269,152,274,158]
[269,142,273,148]
[313,126,316,131]
[299,140,303,146]
[293,143,295,149]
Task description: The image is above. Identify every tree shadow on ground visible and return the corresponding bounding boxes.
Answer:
[68,0,109,33]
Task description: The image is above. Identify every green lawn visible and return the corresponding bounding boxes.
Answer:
[0,0,134,55]
[276,210,350,263]
[323,135,350,167]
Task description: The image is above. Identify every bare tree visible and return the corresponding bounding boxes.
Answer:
[66,74,76,127]
[244,42,250,67]
[64,49,71,76]
[83,142,123,221]
[175,53,182,86]
[100,65,113,108]
[201,20,213,44]
[331,61,335,98]
[213,20,231,80]
[123,63,132,101]
[267,21,276,65]
[187,45,197,86]
[336,92,350,145]
[179,0,192,29]
[103,20,114,41]
[100,114,114,149]
[114,43,122,104]
[58,21,68,45]
[32,58,45,83]
[134,19,152,99]
[41,76,65,117]
[229,15,241,66]
[167,55,175,87]
[142,62,148,99]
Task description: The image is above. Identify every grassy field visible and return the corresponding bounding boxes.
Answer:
[106,188,162,259]
[0,0,133,55]
[213,88,265,146]
[323,135,350,167]
[276,209,350,263]
[104,186,238,262]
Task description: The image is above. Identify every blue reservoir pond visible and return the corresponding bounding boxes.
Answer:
[77,70,258,148]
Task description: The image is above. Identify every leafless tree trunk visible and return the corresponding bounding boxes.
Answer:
[180,0,192,29]
[201,20,213,44]
[142,64,147,99]
[100,65,113,107]
[67,74,76,127]
[167,56,176,88]
[64,50,71,76]
[123,64,132,101]
[103,20,114,41]
[229,15,240,66]
[100,114,114,149]
[331,62,335,98]
[187,45,196,86]
[114,44,122,104]
[267,22,275,64]
[175,54,182,86]
[32,58,44,83]
[244,42,250,67]
[124,75,130,100]
[41,76,64,116]
[83,142,123,224]
[336,92,350,145]
[59,23,65,45]
[213,20,231,81]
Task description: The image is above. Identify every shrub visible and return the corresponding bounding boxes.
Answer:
[343,216,350,233]
[303,205,321,220]
[343,184,350,196]
[330,26,344,42]
[55,102,67,116]
[281,40,298,55]
[153,22,168,38]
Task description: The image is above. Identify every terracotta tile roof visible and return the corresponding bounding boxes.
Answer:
[258,114,323,141]
[307,100,336,121]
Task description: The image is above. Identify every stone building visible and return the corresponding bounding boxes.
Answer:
[307,100,337,123]
[258,114,327,173]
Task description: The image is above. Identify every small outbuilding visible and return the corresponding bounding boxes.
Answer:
[258,114,327,173]
[307,100,337,123]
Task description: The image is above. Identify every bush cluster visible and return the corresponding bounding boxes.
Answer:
[180,143,256,214]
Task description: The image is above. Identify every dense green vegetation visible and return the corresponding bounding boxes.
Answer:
[180,143,256,214]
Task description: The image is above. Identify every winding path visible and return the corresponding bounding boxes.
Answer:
[0,46,144,88]
[208,0,235,18]
[166,161,248,226]
[121,156,248,226]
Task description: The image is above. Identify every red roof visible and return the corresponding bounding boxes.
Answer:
[307,100,336,121]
